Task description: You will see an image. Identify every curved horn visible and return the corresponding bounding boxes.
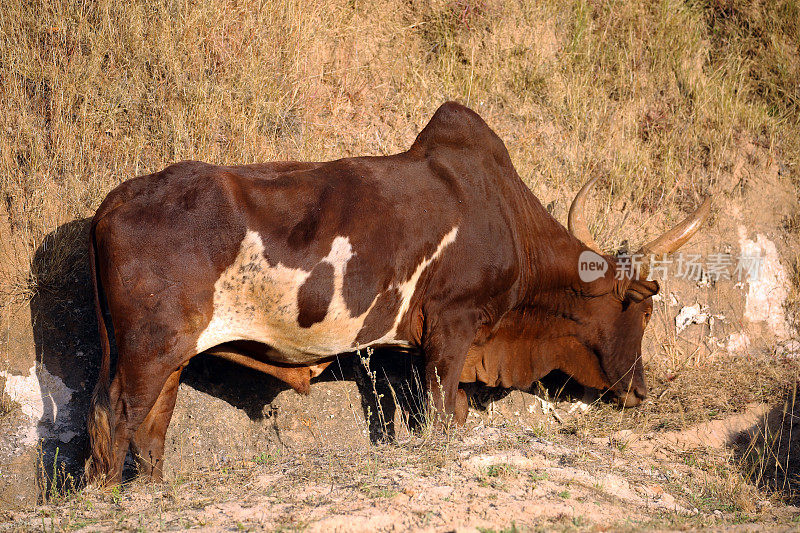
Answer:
[568,173,603,253]
[637,196,712,256]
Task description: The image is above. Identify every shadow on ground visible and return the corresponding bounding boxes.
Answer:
[732,381,800,504]
[29,218,95,496]
[180,347,427,440]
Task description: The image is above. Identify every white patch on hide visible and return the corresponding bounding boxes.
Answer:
[196,227,458,362]
[371,226,460,345]
[0,365,76,447]
[737,227,790,339]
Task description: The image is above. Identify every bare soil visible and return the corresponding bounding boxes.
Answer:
[2,385,799,532]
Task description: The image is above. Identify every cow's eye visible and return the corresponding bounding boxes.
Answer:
[643,311,651,324]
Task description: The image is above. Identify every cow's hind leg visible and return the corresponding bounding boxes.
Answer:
[106,349,190,485]
[130,366,184,481]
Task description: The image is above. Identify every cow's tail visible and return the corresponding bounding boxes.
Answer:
[85,220,113,485]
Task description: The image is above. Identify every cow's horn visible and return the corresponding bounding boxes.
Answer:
[637,196,712,256]
[568,173,603,253]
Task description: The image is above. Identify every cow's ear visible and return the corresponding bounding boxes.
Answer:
[581,269,616,298]
[624,279,659,303]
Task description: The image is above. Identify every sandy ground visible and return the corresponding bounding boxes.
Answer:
[2,394,798,532]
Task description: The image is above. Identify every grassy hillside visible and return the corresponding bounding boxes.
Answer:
[1,0,798,300]
[1,0,799,517]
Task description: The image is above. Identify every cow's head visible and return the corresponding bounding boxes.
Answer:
[565,175,711,407]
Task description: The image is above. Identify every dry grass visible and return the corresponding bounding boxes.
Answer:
[2,0,797,279]
[11,422,798,531]
[1,0,799,519]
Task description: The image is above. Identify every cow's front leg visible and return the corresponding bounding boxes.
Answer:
[422,312,479,428]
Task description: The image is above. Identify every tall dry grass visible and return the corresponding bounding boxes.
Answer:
[2,0,797,302]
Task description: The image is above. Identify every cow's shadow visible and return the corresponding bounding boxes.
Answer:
[730,382,800,504]
[28,218,426,495]
[181,346,428,440]
[29,218,95,496]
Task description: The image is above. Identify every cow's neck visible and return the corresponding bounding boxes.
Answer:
[514,195,590,307]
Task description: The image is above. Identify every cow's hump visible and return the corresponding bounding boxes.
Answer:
[411,102,494,150]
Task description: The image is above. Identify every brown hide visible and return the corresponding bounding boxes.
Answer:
[461,309,609,391]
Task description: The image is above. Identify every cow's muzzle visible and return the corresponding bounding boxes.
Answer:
[616,384,648,408]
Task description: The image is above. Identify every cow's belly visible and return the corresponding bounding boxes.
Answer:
[195,228,457,363]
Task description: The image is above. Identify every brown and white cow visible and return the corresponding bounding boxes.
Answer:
[85,102,710,484]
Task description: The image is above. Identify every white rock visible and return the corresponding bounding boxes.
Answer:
[566,401,591,414]
[675,304,725,334]
[675,304,709,333]
[726,332,751,354]
[738,227,791,339]
[0,365,76,447]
